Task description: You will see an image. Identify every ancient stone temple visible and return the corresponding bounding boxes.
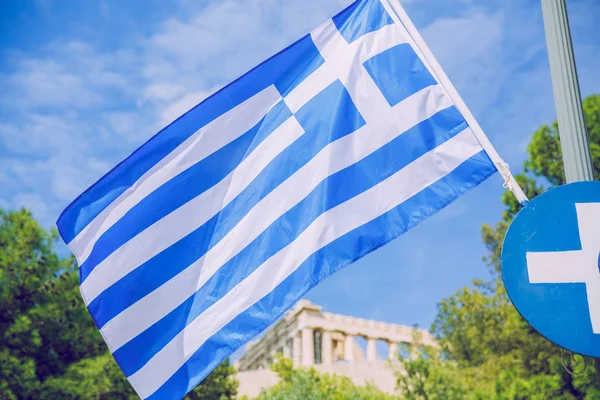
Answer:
[235,299,436,396]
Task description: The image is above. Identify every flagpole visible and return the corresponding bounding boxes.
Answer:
[382,0,529,206]
[540,0,598,381]
[541,0,594,182]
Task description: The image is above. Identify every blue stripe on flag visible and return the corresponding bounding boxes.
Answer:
[111,107,467,376]
[145,151,497,400]
[57,34,324,244]
[79,101,292,282]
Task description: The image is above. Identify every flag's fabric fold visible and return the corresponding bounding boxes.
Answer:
[57,0,506,398]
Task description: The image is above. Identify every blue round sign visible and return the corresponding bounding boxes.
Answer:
[502,181,600,357]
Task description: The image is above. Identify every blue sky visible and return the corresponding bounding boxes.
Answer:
[1,0,599,337]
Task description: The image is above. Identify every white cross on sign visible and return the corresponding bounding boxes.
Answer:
[526,203,600,334]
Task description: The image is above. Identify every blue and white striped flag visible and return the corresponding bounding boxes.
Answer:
[57,0,524,398]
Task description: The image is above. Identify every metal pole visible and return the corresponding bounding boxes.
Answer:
[541,0,594,183]
[541,0,597,381]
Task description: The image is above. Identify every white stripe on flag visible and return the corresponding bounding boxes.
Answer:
[69,85,281,265]
[129,127,483,398]
[98,84,452,351]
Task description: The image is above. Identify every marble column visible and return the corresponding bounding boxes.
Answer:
[388,341,398,360]
[322,331,333,365]
[344,334,355,362]
[293,333,302,366]
[283,341,291,359]
[302,328,314,366]
[334,340,344,362]
[366,337,377,361]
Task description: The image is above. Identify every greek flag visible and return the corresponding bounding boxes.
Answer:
[57,0,511,398]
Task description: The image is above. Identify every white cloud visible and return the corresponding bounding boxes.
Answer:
[423,11,503,68]
[11,193,49,224]
[142,83,187,104]
[421,11,505,115]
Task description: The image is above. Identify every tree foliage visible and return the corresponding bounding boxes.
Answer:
[0,208,238,399]
[396,346,467,400]
[396,94,600,400]
[185,360,239,400]
[253,356,394,400]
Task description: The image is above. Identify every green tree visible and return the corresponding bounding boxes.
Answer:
[0,208,107,399]
[395,345,467,400]
[37,353,138,399]
[396,94,600,400]
[0,208,238,399]
[254,356,395,400]
[185,360,238,400]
